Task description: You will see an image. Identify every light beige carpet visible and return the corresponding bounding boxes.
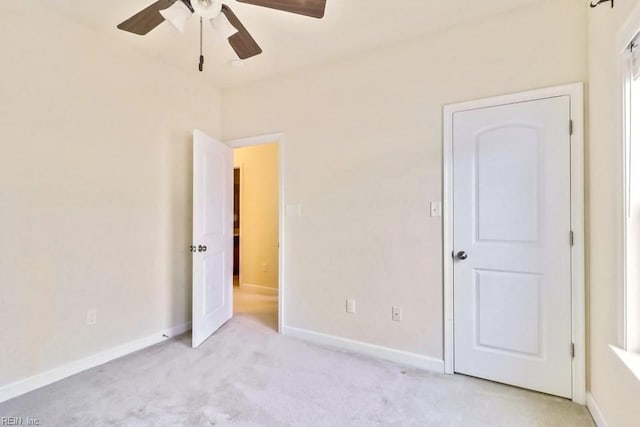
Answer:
[0,288,593,426]
[234,284,278,332]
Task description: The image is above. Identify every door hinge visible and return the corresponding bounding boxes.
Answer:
[571,343,575,358]
[569,120,574,136]
[570,231,574,246]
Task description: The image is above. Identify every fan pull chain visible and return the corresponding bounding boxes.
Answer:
[199,17,205,72]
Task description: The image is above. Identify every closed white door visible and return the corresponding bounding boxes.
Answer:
[192,129,233,348]
[453,97,573,398]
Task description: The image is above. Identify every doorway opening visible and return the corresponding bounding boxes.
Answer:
[232,142,280,332]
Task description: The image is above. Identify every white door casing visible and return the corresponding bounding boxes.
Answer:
[192,129,233,348]
[452,96,573,398]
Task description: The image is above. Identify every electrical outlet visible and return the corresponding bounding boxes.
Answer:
[262,263,268,272]
[86,309,97,326]
[346,299,356,314]
[392,306,402,322]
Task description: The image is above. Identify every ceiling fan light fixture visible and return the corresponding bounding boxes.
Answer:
[193,0,223,19]
[118,0,328,63]
[159,1,192,33]
[210,13,238,40]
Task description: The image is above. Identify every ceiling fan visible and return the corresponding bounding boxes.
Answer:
[117,0,327,71]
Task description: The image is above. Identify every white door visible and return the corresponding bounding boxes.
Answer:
[453,97,573,398]
[192,129,233,348]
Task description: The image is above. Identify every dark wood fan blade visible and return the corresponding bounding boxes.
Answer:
[236,0,326,18]
[221,5,263,60]
[117,0,177,35]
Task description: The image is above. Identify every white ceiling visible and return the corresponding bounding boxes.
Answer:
[41,0,536,88]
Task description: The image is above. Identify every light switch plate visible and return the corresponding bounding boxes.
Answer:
[286,204,302,217]
[430,201,442,217]
[346,299,356,314]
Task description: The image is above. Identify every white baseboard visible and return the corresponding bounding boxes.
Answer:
[586,392,608,427]
[282,325,444,373]
[240,283,279,295]
[0,322,191,404]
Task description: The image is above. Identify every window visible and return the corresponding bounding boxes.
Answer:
[623,33,640,353]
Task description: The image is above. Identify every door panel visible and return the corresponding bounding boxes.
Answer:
[193,130,233,348]
[476,126,540,243]
[204,151,225,236]
[475,270,542,356]
[203,252,224,314]
[453,97,572,398]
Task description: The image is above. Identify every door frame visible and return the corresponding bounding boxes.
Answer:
[442,83,585,404]
[233,166,243,286]
[225,133,285,334]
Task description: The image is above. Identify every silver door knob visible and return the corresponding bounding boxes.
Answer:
[455,251,468,260]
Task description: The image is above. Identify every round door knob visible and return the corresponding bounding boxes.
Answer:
[456,251,468,260]
[198,245,207,253]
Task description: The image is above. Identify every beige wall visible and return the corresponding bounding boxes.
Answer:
[0,1,220,385]
[8,1,639,422]
[588,1,640,425]
[222,0,587,358]
[233,144,279,289]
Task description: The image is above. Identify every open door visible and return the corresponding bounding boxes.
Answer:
[192,129,233,348]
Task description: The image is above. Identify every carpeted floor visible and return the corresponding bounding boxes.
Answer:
[1,287,594,427]
[233,284,279,332]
